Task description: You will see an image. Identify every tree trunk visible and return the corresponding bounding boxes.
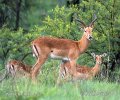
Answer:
[15,0,22,30]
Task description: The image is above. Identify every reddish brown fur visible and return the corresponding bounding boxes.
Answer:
[57,54,106,84]
[6,60,31,77]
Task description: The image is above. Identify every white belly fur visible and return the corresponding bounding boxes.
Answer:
[49,53,70,61]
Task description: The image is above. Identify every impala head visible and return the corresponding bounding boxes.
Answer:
[6,60,24,75]
[6,60,16,76]
[91,53,107,64]
[76,14,97,41]
[84,27,93,41]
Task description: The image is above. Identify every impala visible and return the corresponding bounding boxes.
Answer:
[0,60,31,82]
[31,15,97,80]
[6,60,31,77]
[57,53,107,84]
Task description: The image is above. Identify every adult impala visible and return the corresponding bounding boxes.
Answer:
[31,15,97,80]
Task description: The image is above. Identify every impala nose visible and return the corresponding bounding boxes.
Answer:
[89,36,93,40]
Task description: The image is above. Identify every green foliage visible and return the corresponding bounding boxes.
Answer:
[21,0,58,29]
[0,27,40,68]
[0,0,58,30]
[41,6,80,39]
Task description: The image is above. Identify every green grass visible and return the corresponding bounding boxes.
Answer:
[0,77,120,100]
[0,61,120,100]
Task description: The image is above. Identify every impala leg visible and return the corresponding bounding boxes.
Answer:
[31,56,47,81]
[69,60,77,77]
[56,62,65,85]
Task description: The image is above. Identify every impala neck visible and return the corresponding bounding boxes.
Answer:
[78,34,90,53]
[23,64,31,73]
[92,62,101,76]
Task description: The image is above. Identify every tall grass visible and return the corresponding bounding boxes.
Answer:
[0,69,120,100]
[0,59,119,100]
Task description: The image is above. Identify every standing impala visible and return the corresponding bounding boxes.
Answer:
[31,15,97,80]
[57,53,107,84]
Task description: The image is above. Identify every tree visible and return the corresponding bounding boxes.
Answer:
[0,27,40,69]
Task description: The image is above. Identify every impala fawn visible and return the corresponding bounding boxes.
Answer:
[31,15,97,80]
[57,53,107,84]
[0,60,32,82]
[6,60,31,78]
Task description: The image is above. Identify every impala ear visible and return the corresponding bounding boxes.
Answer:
[101,53,107,57]
[91,53,96,59]
[80,27,84,31]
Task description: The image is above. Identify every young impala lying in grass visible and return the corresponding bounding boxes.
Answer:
[0,60,31,81]
[6,60,31,77]
[57,53,107,84]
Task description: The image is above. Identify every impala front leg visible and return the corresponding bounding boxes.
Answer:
[31,56,47,81]
[70,60,77,77]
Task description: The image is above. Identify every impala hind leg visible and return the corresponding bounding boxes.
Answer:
[56,62,65,85]
[31,56,47,81]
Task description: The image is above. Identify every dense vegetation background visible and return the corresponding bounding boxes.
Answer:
[0,0,120,99]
